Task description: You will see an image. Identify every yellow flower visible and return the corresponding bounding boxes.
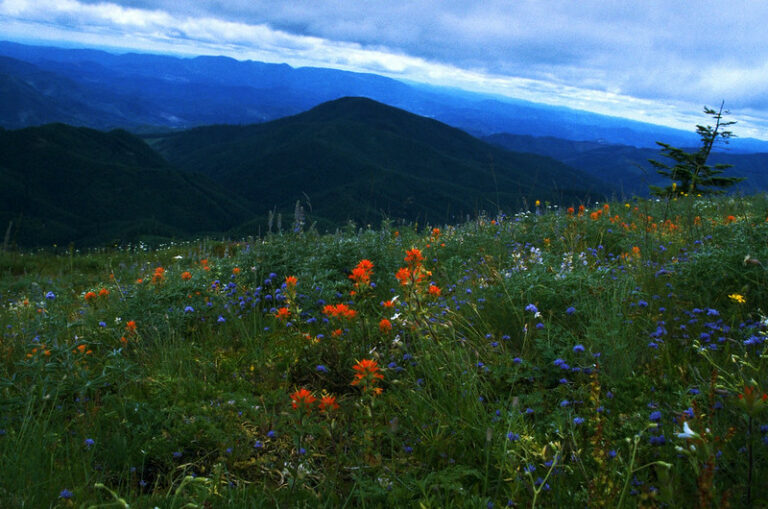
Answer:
[729,293,746,304]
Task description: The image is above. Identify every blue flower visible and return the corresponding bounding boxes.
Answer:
[316,364,329,373]
[525,303,538,313]
[573,417,584,425]
[649,411,662,422]
[59,489,73,499]
[184,306,194,313]
[217,315,226,323]
[84,438,95,448]
[566,306,576,315]
[267,430,277,438]
[573,344,585,353]
[45,291,56,300]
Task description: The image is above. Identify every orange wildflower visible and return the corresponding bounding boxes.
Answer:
[318,394,340,413]
[99,288,110,297]
[349,259,374,286]
[84,291,97,302]
[395,267,411,286]
[323,303,357,319]
[632,246,641,258]
[285,275,298,288]
[566,207,575,216]
[351,358,384,394]
[290,388,317,413]
[379,318,393,333]
[274,307,291,320]
[181,271,192,280]
[428,284,442,297]
[725,215,737,224]
[125,320,137,333]
[404,248,424,268]
[152,267,165,283]
[232,267,241,275]
[332,328,343,337]
[381,299,395,308]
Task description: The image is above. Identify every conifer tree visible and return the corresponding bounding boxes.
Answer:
[649,102,745,197]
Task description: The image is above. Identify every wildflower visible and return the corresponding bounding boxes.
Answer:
[649,411,662,422]
[729,293,746,304]
[379,318,393,333]
[573,344,585,353]
[84,291,97,302]
[316,364,329,373]
[404,248,424,268]
[152,267,165,283]
[525,303,538,314]
[98,288,109,297]
[395,267,411,285]
[274,307,291,320]
[351,358,384,394]
[45,291,56,300]
[217,315,226,323]
[318,395,340,413]
[290,388,317,413]
[632,246,641,258]
[59,489,73,499]
[232,267,241,275]
[507,432,520,441]
[736,385,768,416]
[573,417,585,425]
[125,320,137,333]
[428,284,442,297]
[84,438,95,448]
[349,260,374,287]
[285,275,298,288]
[181,271,192,280]
[566,306,576,315]
[323,303,357,319]
[676,421,700,439]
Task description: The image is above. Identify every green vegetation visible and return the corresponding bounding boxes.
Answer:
[2,194,768,507]
[650,103,745,197]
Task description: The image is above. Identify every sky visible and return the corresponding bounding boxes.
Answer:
[2,0,768,138]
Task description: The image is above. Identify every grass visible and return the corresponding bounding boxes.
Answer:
[1,194,768,507]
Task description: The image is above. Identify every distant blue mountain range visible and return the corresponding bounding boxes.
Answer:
[3,40,768,152]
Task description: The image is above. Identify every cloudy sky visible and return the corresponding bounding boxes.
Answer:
[2,0,768,138]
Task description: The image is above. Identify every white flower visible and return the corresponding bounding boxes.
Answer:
[173,255,183,260]
[676,421,700,439]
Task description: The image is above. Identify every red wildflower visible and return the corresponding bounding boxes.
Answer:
[152,267,165,283]
[379,318,392,333]
[395,267,411,286]
[285,275,298,288]
[351,358,384,394]
[232,267,241,275]
[98,288,110,297]
[275,307,291,320]
[428,284,442,297]
[125,320,137,334]
[404,248,424,268]
[290,388,317,413]
[84,291,97,302]
[181,271,192,280]
[323,303,357,319]
[318,395,340,413]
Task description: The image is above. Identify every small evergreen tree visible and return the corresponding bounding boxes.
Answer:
[649,102,745,197]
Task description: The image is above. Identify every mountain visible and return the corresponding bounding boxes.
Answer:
[485,133,768,197]
[0,124,254,246]
[4,40,768,151]
[149,97,610,227]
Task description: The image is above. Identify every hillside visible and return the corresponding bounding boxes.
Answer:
[7,41,768,150]
[150,97,611,226]
[485,133,768,197]
[0,124,254,246]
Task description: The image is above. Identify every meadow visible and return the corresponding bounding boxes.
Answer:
[1,195,767,508]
